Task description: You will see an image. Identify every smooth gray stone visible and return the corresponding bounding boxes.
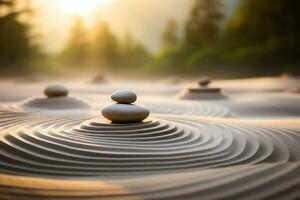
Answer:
[111,90,137,104]
[199,77,211,87]
[44,85,69,98]
[102,103,149,123]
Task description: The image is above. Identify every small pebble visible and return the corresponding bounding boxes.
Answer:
[199,77,211,87]
[44,85,69,98]
[111,90,137,104]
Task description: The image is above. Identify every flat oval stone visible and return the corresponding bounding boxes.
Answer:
[102,103,149,123]
[111,90,137,104]
[44,85,69,98]
[199,77,211,87]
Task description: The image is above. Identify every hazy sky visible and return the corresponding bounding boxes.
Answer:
[31,0,241,53]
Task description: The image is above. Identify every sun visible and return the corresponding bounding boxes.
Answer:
[59,0,114,16]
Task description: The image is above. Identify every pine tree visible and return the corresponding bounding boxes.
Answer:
[92,21,119,70]
[62,17,90,68]
[225,0,300,46]
[0,0,36,73]
[224,0,300,69]
[162,19,179,47]
[120,31,150,69]
[185,0,223,48]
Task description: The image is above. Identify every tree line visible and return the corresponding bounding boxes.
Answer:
[155,0,300,77]
[0,0,150,76]
[60,17,150,75]
[0,0,299,77]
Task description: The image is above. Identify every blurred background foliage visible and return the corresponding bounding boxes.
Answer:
[153,0,300,78]
[0,0,299,78]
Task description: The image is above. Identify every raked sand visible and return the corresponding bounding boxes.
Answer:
[0,76,300,199]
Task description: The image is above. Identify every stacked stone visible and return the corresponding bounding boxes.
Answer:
[102,90,150,123]
[198,76,211,88]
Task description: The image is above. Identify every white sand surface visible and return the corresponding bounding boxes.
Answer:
[0,76,300,199]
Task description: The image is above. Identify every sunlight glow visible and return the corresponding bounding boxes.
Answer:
[59,0,115,16]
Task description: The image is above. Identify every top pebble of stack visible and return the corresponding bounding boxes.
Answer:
[111,90,137,104]
[198,77,211,88]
